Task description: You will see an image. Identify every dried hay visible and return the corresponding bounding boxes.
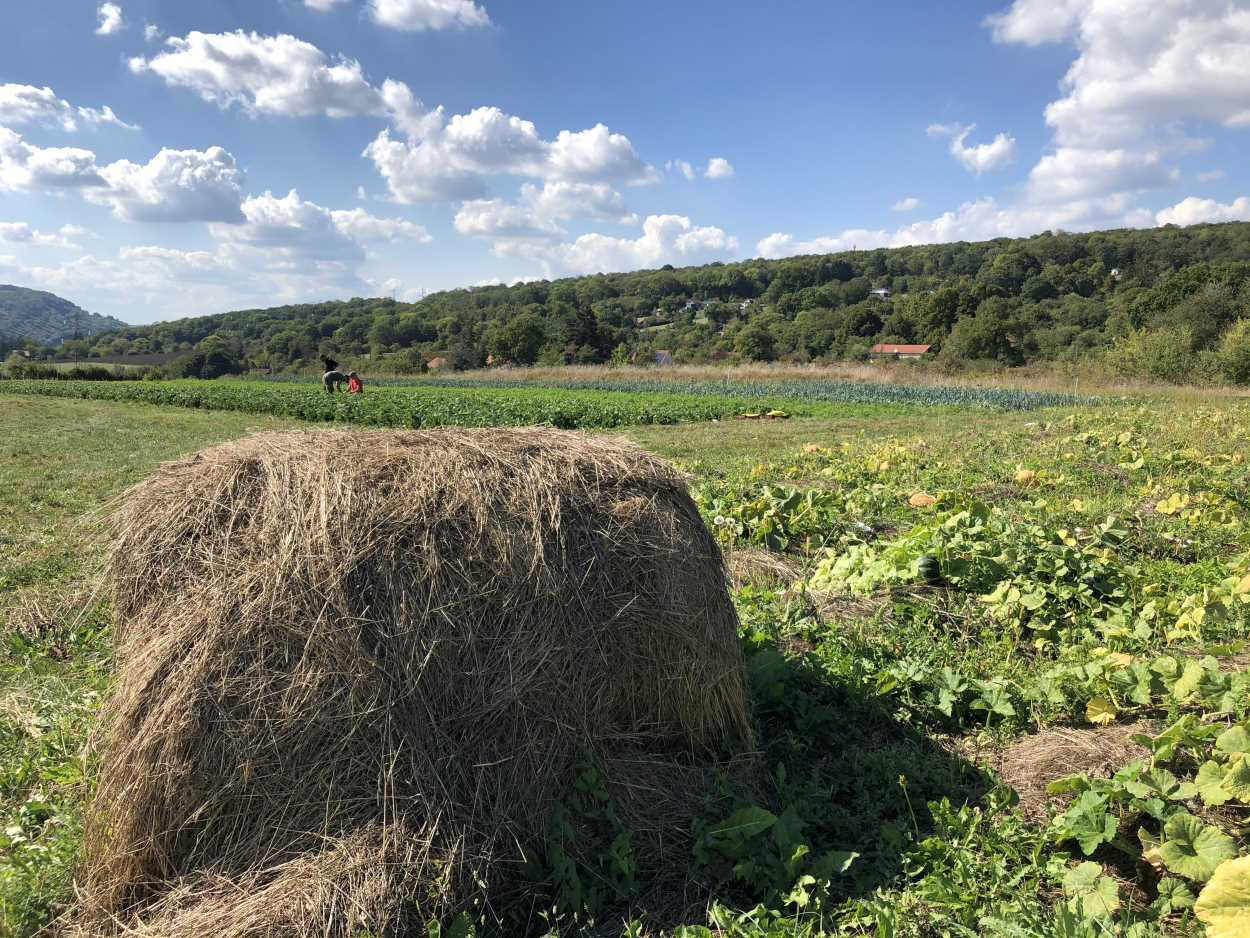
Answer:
[70,427,753,937]
[992,722,1152,822]
[725,548,804,589]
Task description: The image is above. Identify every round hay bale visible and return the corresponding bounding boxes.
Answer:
[74,428,752,937]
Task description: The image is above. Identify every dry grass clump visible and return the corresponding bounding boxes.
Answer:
[725,548,804,590]
[70,427,753,937]
[993,722,1152,822]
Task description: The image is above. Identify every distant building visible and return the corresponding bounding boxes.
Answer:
[427,356,449,371]
[868,288,893,299]
[682,299,703,312]
[654,349,673,366]
[871,343,931,360]
[740,298,755,310]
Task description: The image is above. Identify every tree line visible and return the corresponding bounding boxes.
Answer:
[12,220,1250,383]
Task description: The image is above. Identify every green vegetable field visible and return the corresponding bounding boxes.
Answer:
[1,378,803,429]
[244,373,1088,411]
[2,387,1249,937]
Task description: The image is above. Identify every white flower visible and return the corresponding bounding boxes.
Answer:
[713,515,726,526]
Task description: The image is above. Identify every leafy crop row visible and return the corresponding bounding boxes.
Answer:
[0,379,785,430]
[246,374,1088,411]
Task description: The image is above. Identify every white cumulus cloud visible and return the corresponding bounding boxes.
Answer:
[363,128,487,203]
[524,181,636,223]
[305,0,351,9]
[0,127,104,191]
[330,205,431,243]
[144,24,161,41]
[365,108,655,203]
[454,180,637,240]
[546,124,657,184]
[0,222,76,247]
[95,2,123,35]
[988,0,1250,149]
[1196,170,1226,183]
[209,189,430,266]
[891,197,921,212]
[130,31,387,119]
[493,213,737,277]
[367,0,490,30]
[131,30,656,206]
[983,0,1089,45]
[1025,147,1178,204]
[1155,196,1250,227]
[755,194,1156,260]
[704,157,734,179]
[0,84,136,131]
[454,199,564,240]
[87,146,246,222]
[926,122,1016,175]
[666,159,695,180]
[18,189,430,320]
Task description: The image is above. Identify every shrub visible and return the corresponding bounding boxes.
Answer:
[1104,327,1198,382]
[1214,318,1250,384]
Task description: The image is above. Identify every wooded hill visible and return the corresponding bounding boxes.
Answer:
[39,221,1250,380]
[0,285,129,347]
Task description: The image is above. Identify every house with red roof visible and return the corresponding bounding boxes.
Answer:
[870,344,931,360]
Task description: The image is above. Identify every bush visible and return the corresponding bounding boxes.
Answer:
[1214,318,1250,384]
[1104,327,1199,382]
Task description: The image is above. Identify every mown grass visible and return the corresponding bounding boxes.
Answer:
[1,391,1248,937]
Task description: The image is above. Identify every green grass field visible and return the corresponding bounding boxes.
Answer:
[2,390,1248,937]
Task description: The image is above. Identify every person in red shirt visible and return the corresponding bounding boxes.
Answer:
[346,371,364,393]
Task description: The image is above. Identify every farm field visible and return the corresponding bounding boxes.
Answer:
[1,377,1080,432]
[2,390,1249,937]
[241,373,1087,411]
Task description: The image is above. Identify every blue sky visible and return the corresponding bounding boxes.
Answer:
[1,0,1247,325]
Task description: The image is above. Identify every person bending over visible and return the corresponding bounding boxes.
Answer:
[323,370,348,393]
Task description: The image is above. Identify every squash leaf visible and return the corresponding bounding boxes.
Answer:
[1196,761,1232,807]
[1195,855,1250,938]
[1160,813,1237,882]
[1219,755,1250,802]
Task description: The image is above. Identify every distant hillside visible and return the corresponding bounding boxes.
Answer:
[0,285,129,345]
[58,219,1250,377]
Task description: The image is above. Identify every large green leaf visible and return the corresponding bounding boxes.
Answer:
[1196,761,1232,807]
[1220,755,1250,802]
[1141,766,1180,798]
[1216,725,1250,757]
[1154,876,1196,912]
[1054,791,1117,856]
[707,806,777,841]
[1160,813,1237,881]
[1195,855,1250,938]
[1062,861,1121,915]
[1169,659,1206,701]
